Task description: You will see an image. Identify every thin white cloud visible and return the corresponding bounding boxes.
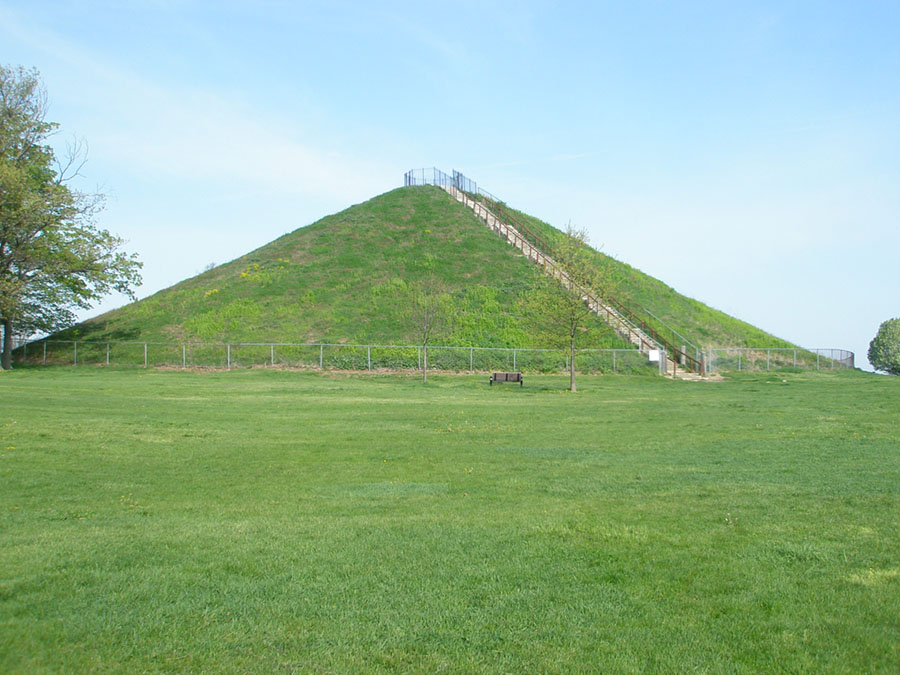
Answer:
[550,152,596,162]
[395,18,471,64]
[0,4,389,204]
[470,152,597,171]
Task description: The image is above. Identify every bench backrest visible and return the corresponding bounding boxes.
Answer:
[493,372,522,382]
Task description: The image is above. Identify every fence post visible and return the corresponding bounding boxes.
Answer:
[816,352,820,370]
[74,341,77,365]
[767,350,770,371]
[106,343,110,366]
[271,344,275,367]
[613,351,617,373]
[470,347,473,373]
[144,343,148,368]
[319,344,323,369]
[793,349,797,367]
[738,351,742,371]
[367,346,371,371]
[183,344,186,369]
[23,342,27,362]
[513,349,517,371]
[43,341,47,364]
[227,344,231,370]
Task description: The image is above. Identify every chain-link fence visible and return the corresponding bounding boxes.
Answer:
[13,340,659,375]
[707,348,854,373]
[11,340,856,375]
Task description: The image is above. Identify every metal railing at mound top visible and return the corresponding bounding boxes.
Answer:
[405,167,705,373]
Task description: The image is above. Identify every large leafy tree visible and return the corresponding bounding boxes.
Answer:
[0,65,141,369]
[868,318,900,375]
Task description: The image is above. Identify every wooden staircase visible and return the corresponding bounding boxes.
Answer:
[437,183,687,376]
[404,167,707,378]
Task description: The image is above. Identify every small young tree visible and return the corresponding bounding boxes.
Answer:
[521,225,611,392]
[868,318,900,375]
[406,275,452,383]
[0,65,141,369]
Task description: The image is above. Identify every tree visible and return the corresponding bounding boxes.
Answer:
[0,65,141,369]
[868,318,900,375]
[406,275,452,383]
[520,225,611,392]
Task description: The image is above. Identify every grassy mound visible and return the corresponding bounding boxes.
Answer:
[61,187,623,348]
[55,185,793,351]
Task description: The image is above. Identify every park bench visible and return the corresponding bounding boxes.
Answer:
[490,371,523,387]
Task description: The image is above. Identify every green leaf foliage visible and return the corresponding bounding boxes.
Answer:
[868,318,900,375]
[0,65,141,368]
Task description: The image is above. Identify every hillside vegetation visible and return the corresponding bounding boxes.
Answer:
[56,186,792,350]
[509,206,794,350]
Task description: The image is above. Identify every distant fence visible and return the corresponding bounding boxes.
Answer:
[12,339,855,375]
[706,348,854,373]
[13,340,855,375]
[13,340,658,375]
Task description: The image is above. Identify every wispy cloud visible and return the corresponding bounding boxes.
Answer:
[470,152,598,171]
[550,152,596,162]
[0,4,389,205]
[394,17,471,65]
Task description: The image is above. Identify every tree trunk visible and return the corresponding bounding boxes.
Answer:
[422,344,428,384]
[569,336,576,392]
[1,318,12,370]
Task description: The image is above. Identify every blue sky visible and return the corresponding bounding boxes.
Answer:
[3,1,898,368]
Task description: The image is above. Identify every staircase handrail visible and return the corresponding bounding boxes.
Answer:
[469,193,671,358]
[470,188,704,373]
[640,308,701,356]
[405,167,704,373]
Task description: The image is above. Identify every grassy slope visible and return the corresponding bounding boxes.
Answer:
[511,207,796,349]
[61,187,625,349]
[58,185,792,351]
[1,368,898,671]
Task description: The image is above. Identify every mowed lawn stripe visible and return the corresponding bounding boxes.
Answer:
[1,368,898,671]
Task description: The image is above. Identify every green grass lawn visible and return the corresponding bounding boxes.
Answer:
[1,368,898,672]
